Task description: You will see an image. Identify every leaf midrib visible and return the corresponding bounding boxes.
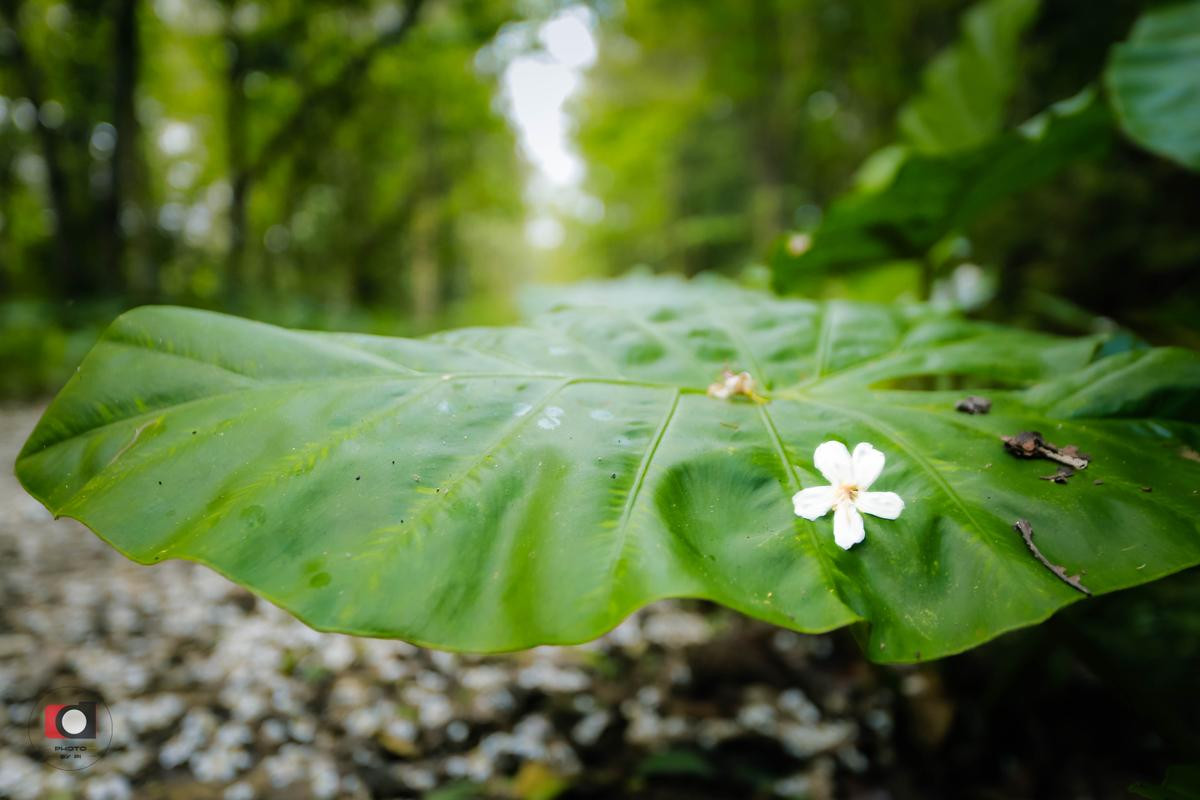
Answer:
[364,378,577,553]
[755,402,852,615]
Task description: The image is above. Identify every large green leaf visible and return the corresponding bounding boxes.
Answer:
[772,90,1111,290]
[1105,0,1200,171]
[15,277,1200,662]
[898,0,1040,154]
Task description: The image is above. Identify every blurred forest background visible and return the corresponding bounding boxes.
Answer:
[2,0,1199,396]
[3,2,1200,797]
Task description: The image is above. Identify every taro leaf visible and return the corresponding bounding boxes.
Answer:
[14,277,1200,662]
[898,0,1040,154]
[1106,0,1200,171]
[772,89,1111,290]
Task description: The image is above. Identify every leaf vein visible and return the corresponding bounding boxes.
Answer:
[755,402,852,614]
[604,389,681,600]
[797,396,1005,549]
[373,378,576,547]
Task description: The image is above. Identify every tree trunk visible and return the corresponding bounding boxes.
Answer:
[223,0,427,302]
[0,133,14,295]
[224,25,249,298]
[408,200,439,324]
[748,0,788,251]
[0,0,86,296]
[107,0,146,297]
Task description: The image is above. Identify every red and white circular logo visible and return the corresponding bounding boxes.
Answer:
[26,687,112,771]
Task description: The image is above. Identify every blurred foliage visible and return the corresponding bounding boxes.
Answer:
[562,0,974,277]
[771,0,1200,321]
[1,0,540,395]
[564,0,1200,346]
[3,0,1200,390]
[771,89,1112,297]
[1107,0,1200,171]
[897,0,1038,154]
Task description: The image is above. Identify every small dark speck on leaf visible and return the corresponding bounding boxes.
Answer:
[355,476,361,481]
[611,473,617,479]
[191,430,197,435]
[1039,465,1075,484]
[956,395,991,414]
[1141,486,1153,493]
[157,480,162,486]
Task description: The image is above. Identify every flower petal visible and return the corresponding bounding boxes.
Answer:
[833,502,866,550]
[856,491,905,520]
[813,440,853,486]
[851,442,886,490]
[792,486,836,520]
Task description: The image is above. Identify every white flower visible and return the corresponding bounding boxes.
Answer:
[792,441,905,550]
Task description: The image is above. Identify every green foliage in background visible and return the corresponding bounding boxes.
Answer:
[897,0,1039,153]
[6,0,1200,396]
[772,90,1111,294]
[17,277,1200,662]
[0,0,527,324]
[1,0,547,396]
[770,0,1200,340]
[554,0,1200,349]
[771,0,1059,295]
[564,0,973,277]
[1106,0,1200,171]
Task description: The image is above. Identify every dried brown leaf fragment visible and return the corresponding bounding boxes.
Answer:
[1013,519,1091,596]
[1002,431,1090,470]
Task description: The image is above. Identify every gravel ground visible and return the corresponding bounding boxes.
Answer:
[0,404,915,799]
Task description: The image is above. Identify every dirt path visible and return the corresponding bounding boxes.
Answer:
[0,404,880,799]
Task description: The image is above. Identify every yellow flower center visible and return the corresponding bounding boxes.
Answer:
[836,483,859,504]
